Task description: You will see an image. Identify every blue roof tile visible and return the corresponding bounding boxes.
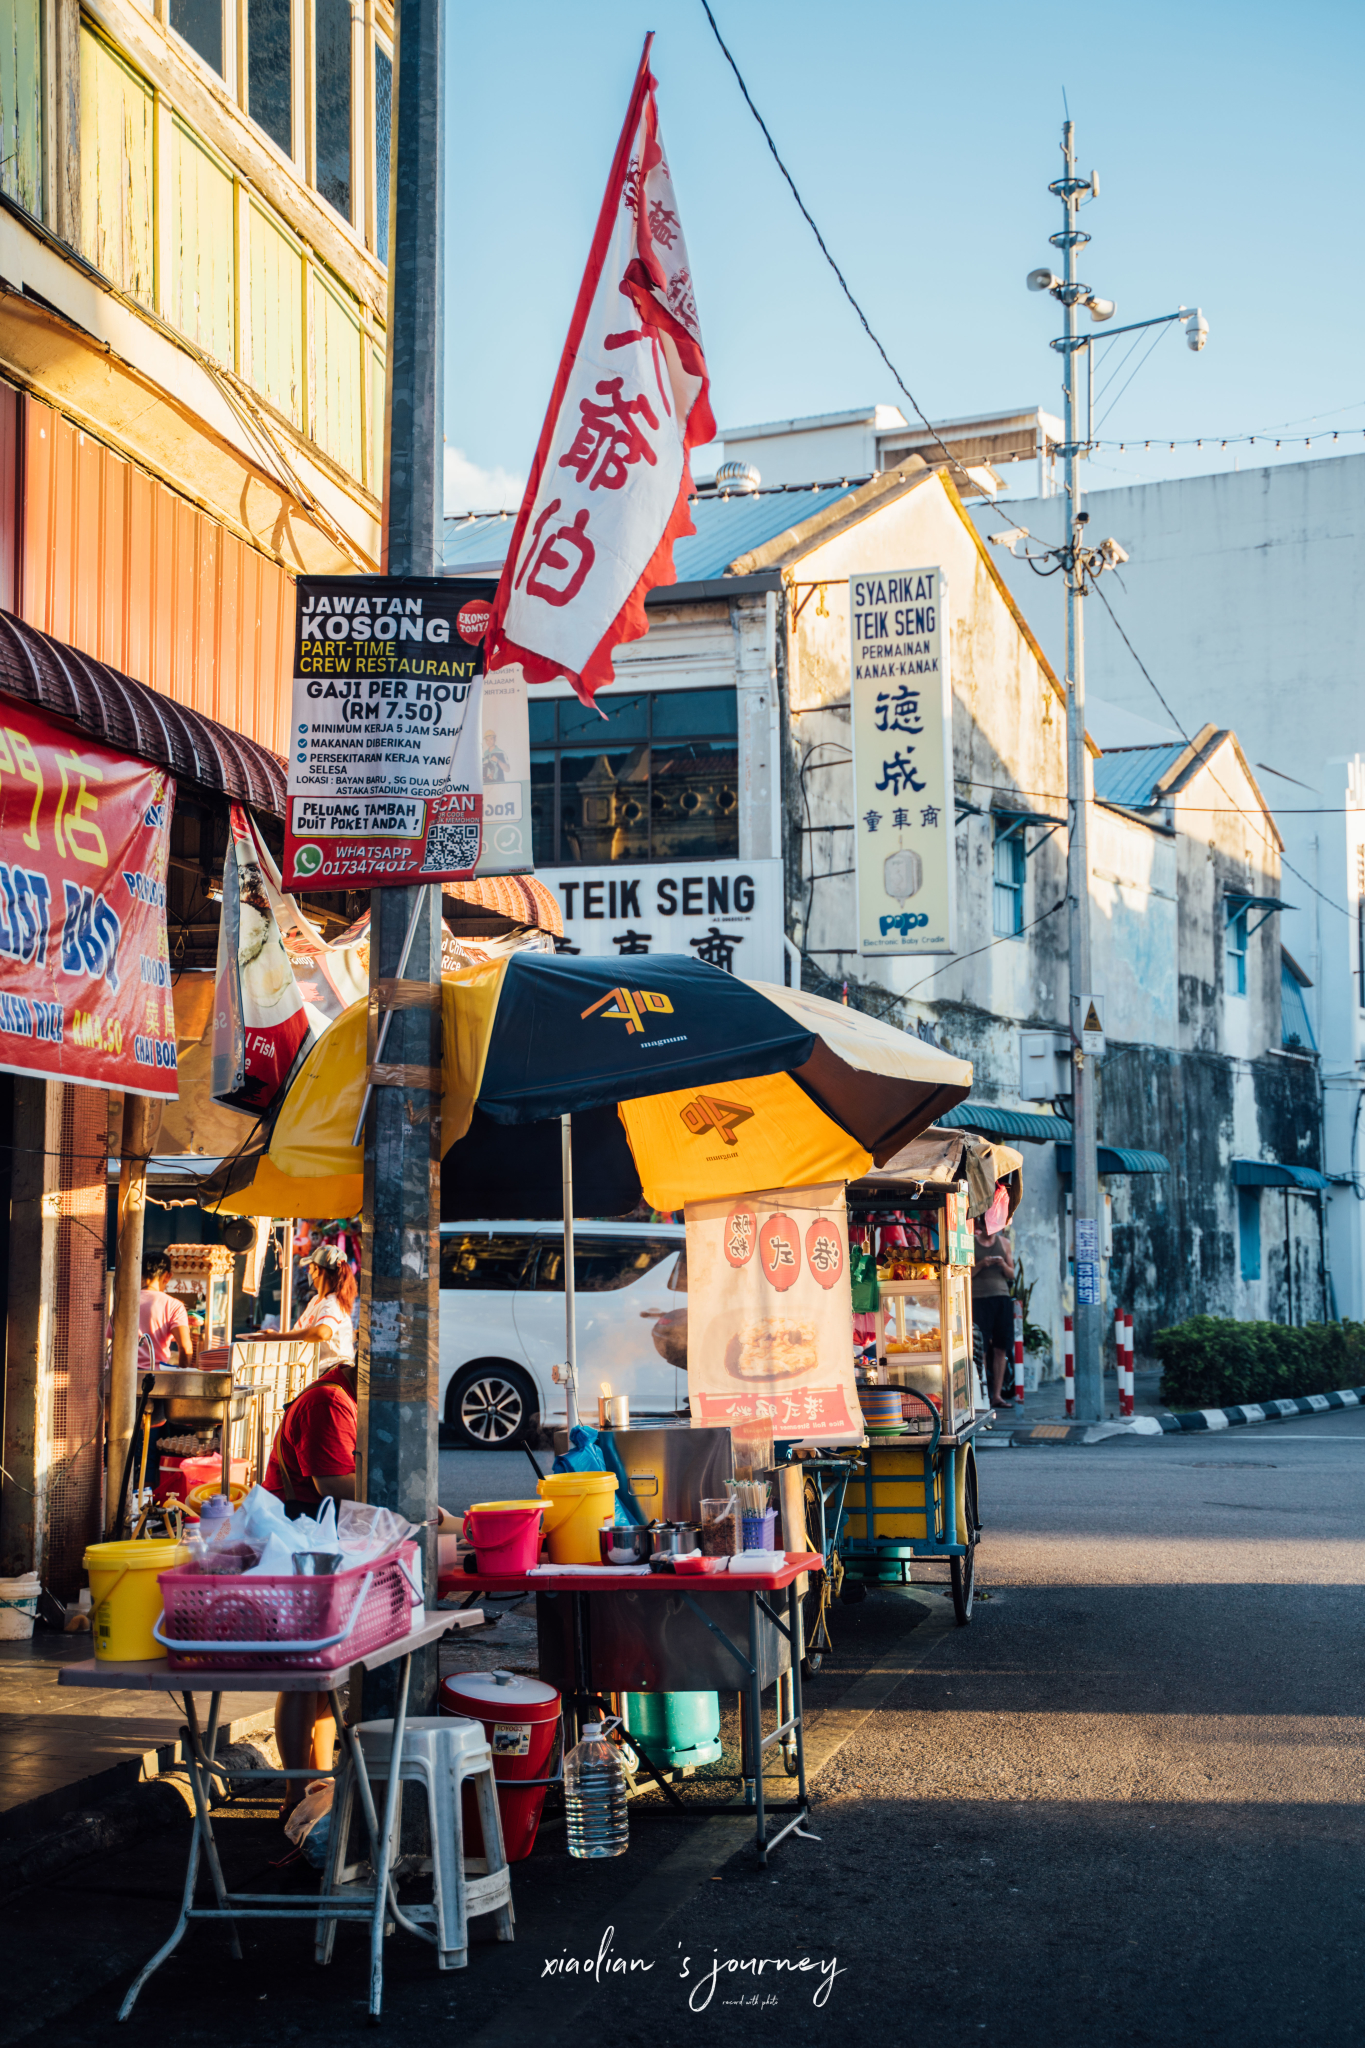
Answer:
[1092,743,1186,810]
[442,485,853,586]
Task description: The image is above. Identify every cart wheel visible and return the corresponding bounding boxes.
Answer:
[800,1579,826,1677]
[783,1742,799,1778]
[951,1457,980,1626]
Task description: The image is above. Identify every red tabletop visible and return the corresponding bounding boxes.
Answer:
[438,1550,822,1601]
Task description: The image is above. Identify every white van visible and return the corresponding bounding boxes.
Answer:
[438,1221,687,1448]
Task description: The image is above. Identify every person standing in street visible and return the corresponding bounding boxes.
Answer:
[972,1215,1016,1409]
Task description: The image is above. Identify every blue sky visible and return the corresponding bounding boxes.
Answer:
[443,1,1363,510]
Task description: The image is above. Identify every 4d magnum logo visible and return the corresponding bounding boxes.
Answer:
[678,1094,754,1148]
[580,986,674,1035]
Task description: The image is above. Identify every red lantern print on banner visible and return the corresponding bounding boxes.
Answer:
[805,1220,845,1290]
[758,1213,801,1293]
[724,1208,757,1268]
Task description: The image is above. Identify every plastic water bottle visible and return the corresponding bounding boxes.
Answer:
[199,1493,234,1537]
[564,1720,629,1859]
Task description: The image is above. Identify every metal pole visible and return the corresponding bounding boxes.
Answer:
[561,1114,579,1430]
[1054,119,1104,1422]
[106,1093,159,1536]
[359,0,444,1719]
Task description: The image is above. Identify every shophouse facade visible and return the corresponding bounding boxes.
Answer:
[445,451,1326,1379]
[0,0,385,1590]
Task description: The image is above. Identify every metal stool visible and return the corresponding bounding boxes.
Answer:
[318,1715,515,1971]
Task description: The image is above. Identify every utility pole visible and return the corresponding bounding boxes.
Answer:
[1054,120,1104,1424]
[358,0,444,1714]
[1019,122,1207,1422]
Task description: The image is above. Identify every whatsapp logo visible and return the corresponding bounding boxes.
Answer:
[294,843,325,877]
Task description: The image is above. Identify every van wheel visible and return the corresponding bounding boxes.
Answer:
[445,1362,539,1448]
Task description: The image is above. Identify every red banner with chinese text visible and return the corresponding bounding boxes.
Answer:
[685,1182,861,1444]
[485,35,715,711]
[0,699,177,1096]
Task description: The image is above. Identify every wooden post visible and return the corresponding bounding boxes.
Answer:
[105,1094,161,1537]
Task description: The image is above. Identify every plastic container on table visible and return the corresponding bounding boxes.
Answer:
[462,1501,545,1576]
[536,1472,618,1563]
[437,1668,561,1861]
[83,1539,188,1660]
[155,1456,248,1506]
[153,1542,421,1671]
[741,1508,778,1552]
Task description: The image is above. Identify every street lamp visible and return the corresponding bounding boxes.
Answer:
[1025,119,1207,1423]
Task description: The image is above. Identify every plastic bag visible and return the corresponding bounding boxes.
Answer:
[336,1501,417,1556]
[283,1777,334,1846]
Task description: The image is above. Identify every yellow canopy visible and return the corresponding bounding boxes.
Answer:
[216,962,506,1214]
[619,1071,873,1212]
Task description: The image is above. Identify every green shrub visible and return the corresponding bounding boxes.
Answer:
[1155,1316,1365,1410]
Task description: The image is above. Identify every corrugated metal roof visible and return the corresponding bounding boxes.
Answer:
[0,611,287,815]
[937,1102,1072,1143]
[442,485,852,586]
[1232,1158,1330,1191]
[1092,743,1186,810]
[1056,1143,1171,1176]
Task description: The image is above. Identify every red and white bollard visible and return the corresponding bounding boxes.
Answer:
[1013,1298,1025,1409]
[1064,1314,1075,1418]
[1122,1312,1136,1417]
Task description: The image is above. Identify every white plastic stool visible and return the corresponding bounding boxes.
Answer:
[318,1714,514,1971]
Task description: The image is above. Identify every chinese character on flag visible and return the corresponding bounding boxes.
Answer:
[485,35,715,712]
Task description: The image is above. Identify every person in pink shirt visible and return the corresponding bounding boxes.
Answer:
[136,1252,197,1365]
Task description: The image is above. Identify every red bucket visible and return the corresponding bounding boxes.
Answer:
[462,1500,544,1575]
[438,1669,560,1861]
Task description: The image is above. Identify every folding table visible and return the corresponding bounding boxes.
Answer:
[58,1611,462,2019]
[439,1551,822,1863]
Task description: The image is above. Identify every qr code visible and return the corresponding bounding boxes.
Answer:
[422,819,480,874]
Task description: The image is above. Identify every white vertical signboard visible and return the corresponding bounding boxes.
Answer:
[849,567,956,956]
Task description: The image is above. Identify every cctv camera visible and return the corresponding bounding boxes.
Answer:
[1097,538,1129,569]
[1184,310,1209,352]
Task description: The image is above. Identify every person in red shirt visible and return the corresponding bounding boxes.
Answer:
[261,1253,360,1812]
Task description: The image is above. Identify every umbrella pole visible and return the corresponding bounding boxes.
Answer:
[562,1113,579,1431]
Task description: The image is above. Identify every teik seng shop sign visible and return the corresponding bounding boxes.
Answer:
[284,575,489,891]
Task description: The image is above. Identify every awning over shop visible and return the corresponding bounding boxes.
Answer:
[0,610,287,815]
[1056,1144,1171,1176]
[1232,1158,1330,1192]
[937,1101,1072,1144]
[443,874,563,936]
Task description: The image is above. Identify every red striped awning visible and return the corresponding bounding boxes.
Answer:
[0,610,287,815]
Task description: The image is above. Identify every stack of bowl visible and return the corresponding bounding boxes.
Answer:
[858,1386,904,1436]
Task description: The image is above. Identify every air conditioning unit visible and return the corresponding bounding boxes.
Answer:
[1020,1030,1071,1101]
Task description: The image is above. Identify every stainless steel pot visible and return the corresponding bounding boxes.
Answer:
[648,1521,699,1556]
[598,1523,653,1566]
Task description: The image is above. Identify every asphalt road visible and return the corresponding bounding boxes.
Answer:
[9,1411,1362,2048]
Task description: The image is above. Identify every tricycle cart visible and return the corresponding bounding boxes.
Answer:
[835,1136,1022,1625]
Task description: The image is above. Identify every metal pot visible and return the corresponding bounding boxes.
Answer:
[598,1523,653,1566]
[648,1521,699,1557]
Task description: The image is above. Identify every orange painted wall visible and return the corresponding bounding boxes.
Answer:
[20,394,293,758]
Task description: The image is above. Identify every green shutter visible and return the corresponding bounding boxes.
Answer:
[79,28,155,305]
[171,114,234,364]
[310,262,363,481]
[0,0,40,217]
[248,194,304,428]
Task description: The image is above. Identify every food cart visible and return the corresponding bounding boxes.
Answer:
[833,1128,1024,1625]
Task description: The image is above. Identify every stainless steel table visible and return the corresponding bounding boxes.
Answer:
[59,1612,462,2019]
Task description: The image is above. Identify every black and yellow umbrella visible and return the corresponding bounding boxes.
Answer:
[219,952,972,1217]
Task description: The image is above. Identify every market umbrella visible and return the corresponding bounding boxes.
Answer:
[218,952,970,1425]
[224,953,972,1214]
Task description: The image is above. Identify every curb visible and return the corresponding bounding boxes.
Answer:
[1154,1385,1365,1433]
[1006,1384,1365,1445]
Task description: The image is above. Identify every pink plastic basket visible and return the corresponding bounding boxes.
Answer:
[154,1544,422,1672]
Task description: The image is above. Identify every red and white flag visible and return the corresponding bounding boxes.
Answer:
[485,37,715,711]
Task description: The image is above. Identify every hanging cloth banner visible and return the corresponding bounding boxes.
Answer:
[484,34,715,712]
[0,699,177,1095]
[685,1182,861,1445]
[284,574,488,890]
[212,804,368,1115]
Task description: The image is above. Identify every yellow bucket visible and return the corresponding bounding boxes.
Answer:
[83,1539,186,1661]
[536,1471,618,1563]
